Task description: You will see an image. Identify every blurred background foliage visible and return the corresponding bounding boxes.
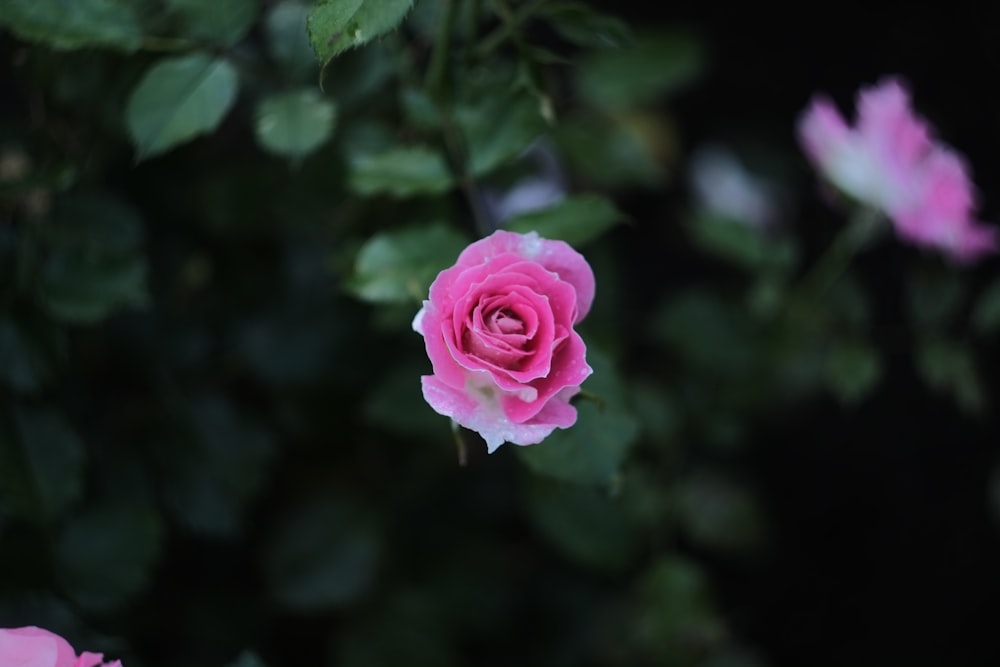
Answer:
[0,1,998,666]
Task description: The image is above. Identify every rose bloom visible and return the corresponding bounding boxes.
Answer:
[413,230,594,452]
[0,626,121,667]
[797,77,996,263]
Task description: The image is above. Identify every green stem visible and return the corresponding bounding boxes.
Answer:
[425,0,460,99]
[475,0,544,57]
[794,206,885,301]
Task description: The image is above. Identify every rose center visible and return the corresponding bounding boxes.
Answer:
[489,308,525,335]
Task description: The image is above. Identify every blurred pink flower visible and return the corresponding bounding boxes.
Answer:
[0,626,121,667]
[798,77,996,263]
[413,230,594,452]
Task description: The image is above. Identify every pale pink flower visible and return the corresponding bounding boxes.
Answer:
[797,77,996,263]
[413,230,594,452]
[0,626,121,667]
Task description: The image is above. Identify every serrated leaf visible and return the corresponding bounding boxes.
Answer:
[824,339,882,404]
[255,89,336,159]
[348,146,454,197]
[0,0,142,51]
[55,504,163,613]
[505,195,625,246]
[265,1,316,79]
[0,407,86,522]
[518,347,639,485]
[126,53,239,160]
[307,0,413,66]
[166,0,259,46]
[972,278,1000,336]
[264,496,380,611]
[524,480,639,572]
[350,222,468,304]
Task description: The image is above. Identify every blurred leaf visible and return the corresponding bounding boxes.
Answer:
[348,146,454,197]
[157,395,276,537]
[906,266,963,331]
[39,193,148,324]
[227,651,269,667]
[914,338,985,414]
[350,222,468,304]
[456,92,545,177]
[265,1,316,79]
[541,2,632,49]
[654,290,758,377]
[0,315,61,392]
[518,347,639,486]
[264,496,380,611]
[337,589,459,667]
[577,30,704,111]
[166,0,258,46]
[824,339,882,405]
[505,195,625,246]
[688,212,797,274]
[0,406,85,522]
[677,473,765,554]
[55,504,163,613]
[0,0,142,51]
[630,556,726,664]
[524,480,639,573]
[972,277,1000,336]
[126,53,239,160]
[307,0,413,66]
[254,89,337,159]
[557,112,673,188]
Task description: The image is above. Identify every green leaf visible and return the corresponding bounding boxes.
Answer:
[39,193,148,324]
[915,338,985,414]
[0,0,142,51]
[972,278,1000,336]
[125,53,239,160]
[455,92,545,177]
[166,0,257,46]
[350,222,469,304]
[265,1,317,79]
[254,89,337,159]
[824,339,882,405]
[348,146,454,197]
[505,195,625,246]
[577,30,704,111]
[55,504,163,613]
[264,496,380,611]
[518,347,639,486]
[557,112,672,189]
[540,2,632,49]
[0,406,85,522]
[524,479,639,572]
[307,0,413,66]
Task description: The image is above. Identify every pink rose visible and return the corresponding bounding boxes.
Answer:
[797,77,996,263]
[413,230,595,452]
[0,626,121,667]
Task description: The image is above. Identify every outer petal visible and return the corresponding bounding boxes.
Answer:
[76,653,113,667]
[421,375,576,454]
[0,627,81,667]
[797,96,851,171]
[501,330,592,423]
